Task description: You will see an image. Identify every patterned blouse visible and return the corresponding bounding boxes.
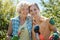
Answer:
[11,16,32,40]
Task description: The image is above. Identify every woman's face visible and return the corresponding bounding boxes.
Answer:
[29,4,39,17]
[20,4,29,17]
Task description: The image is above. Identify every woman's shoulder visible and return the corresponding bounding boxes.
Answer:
[41,16,51,24]
[41,16,48,19]
[10,16,20,21]
[40,16,48,21]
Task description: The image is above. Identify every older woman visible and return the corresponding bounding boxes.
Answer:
[6,1,32,40]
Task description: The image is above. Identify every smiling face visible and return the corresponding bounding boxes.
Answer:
[16,1,30,18]
[29,3,40,17]
[20,4,29,17]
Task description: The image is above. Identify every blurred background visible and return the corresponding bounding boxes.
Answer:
[0,0,60,40]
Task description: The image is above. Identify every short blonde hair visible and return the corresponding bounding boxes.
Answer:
[16,1,30,13]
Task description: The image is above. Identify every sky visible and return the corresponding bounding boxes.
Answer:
[19,0,49,11]
[19,0,43,11]
[13,0,49,11]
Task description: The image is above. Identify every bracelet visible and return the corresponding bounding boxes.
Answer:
[6,35,10,38]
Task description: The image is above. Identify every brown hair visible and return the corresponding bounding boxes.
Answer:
[34,3,40,10]
[29,3,40,12]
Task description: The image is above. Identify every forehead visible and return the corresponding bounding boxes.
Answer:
[30,4,37,9]
[23,4,29,7]
[21,4,29,9]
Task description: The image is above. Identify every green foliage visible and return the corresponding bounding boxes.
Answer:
[40,0,60,29]
[0,0,15,30]
[0,30,7,40]
[0,0,16,40]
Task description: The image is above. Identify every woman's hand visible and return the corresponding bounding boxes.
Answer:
[18,31,21,37]
[6,21,12,40]
[6,35,11,40]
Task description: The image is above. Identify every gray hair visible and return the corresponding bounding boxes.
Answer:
[16,1,30,13]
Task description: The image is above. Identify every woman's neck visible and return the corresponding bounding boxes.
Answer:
[33,15,43,25]
[20,16,26,20]
[19,16,26,25]
[33,15,39,19]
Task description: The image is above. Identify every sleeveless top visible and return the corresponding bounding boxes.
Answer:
[11,16,32,40]
[18,19,30,40]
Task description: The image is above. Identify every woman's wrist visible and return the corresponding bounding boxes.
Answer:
[6,35,11,40]
[6,35,10,37]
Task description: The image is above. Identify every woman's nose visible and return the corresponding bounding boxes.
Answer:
[32,10,35,13]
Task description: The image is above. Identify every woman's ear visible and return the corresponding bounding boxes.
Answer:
[27,14,32,20]
[27,14,32,18]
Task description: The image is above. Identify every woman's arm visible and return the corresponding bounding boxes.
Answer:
[47,18,57,32]
[6,21,12,40]
[32,25,37,40]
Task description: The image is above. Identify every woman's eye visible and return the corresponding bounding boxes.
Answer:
[34,9,36,11]
[30,10,32,12]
